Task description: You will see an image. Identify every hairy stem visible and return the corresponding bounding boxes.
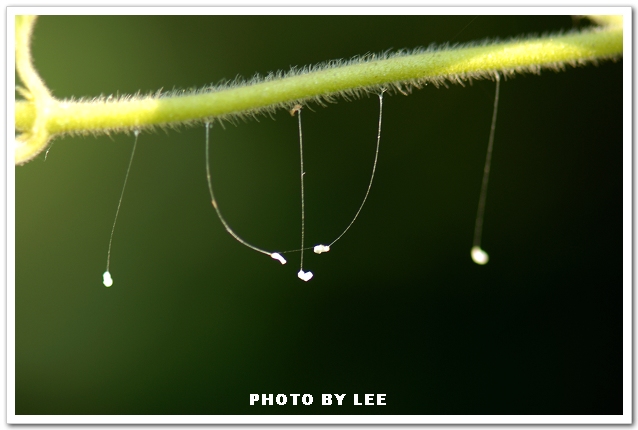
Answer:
[14,17,623,165]
[15,16,55,165]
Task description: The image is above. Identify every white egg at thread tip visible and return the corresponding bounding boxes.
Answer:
[103,271,113,287]
[471,246,489,265]
[298,270,313,282]
[270,253,287,264]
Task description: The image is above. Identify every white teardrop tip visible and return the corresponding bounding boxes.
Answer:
[313,244,330,254]
[298,270,314,282]
[102,271,113,287]
[270,253,287,265]
[471,246,489,265]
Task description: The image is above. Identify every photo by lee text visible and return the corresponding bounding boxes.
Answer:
[249,394,386,406]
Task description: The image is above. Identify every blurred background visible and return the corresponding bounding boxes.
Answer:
[15,15,622,415]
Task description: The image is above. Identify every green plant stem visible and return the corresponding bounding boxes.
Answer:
[14,19,623,165]
[15,15,55,165]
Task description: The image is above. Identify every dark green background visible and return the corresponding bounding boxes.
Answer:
[16,15,622,415]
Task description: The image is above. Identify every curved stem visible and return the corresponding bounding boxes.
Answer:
[14,20,623,165]
[15,16,55,165]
